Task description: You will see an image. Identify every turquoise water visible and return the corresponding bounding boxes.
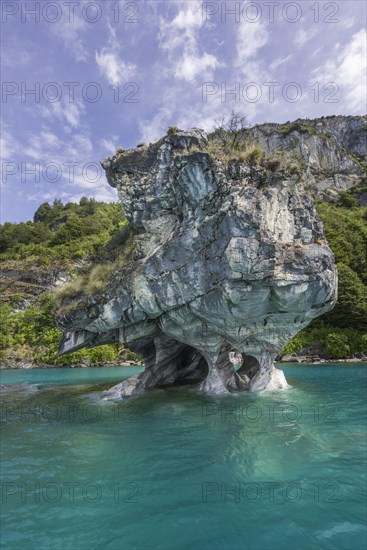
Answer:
[1,364,366,550]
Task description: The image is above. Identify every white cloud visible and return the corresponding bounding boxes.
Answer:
[295,29,316,46]
[19,126,117,203]
[39,100,85,129]
[234,20,269,84]
[21,128,95,185]
[311,29,367,113]
[159,3,202,52]
[174,52,219,82]
[236,20,269,63]
[52,15,89,62]
[294,29,311,46]
[138,105,173,144]
[95,50,136,84]
[100,138,118,153]
[40,131,60,148]
[270,54,292,71]
[67,186,117,203]
[137,84,259,145]
[158,4,221,82]
[63,102,85,127]
[0,127,19,161]
[27,190,69,203]
[341,17,355,29]
[95,20,136,85]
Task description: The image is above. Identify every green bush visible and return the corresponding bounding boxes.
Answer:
[282,325,366,359]
[325,333,350,359]
[0,294,138,365]
[167,126,180,135]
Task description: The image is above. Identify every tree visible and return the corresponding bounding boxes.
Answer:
[211,110,249,151]
[325,333,350,359]
[34,202,53,223]
[52,199,63,209]
[324,263,367,331]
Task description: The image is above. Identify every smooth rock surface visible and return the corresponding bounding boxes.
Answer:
[56,125,340,397]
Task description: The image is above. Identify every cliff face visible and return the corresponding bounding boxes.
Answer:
[248,115,366,200]
[55,118,347,396]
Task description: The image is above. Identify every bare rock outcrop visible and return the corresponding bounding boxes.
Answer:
[56,126,338,396]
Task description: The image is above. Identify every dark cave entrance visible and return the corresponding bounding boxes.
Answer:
[237,354,260,380]
[174,345,209,386]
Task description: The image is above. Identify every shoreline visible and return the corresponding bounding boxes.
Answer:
[0,360,144,370]
[277,355,367,364]
[1,358,366,370]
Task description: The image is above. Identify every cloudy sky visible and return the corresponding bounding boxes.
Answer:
[1,0,366,222]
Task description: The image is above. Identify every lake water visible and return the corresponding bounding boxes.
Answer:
[1,364,366,550]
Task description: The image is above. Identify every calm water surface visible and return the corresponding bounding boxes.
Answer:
[1,364,366,550]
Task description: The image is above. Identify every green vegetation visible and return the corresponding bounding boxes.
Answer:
[236,144,263,165]
[189,140,264,166]
[1,293,114,364]
[282,200,367,358]
[56,264,115,304]
[0,198,140,366]
[282,325,367,359]
[276,120,331,140]
[204,112,305,173]
[0,292,140,365]
[188,140,307,177]
[0,197,126,265]
[167,126,180,135]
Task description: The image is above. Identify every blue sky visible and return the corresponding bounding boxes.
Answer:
[1,0,366,222]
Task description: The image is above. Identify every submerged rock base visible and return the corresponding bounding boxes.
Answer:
[103,335,288,399]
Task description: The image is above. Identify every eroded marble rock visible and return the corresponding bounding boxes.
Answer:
[56,127,338,397]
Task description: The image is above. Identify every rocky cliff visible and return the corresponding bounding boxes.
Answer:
[55,116,363,396]
[247,115,366,201]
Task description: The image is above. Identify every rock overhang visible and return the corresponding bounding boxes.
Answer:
[56,127,338,396]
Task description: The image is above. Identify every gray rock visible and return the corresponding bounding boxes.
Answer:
[248,115,366,199]
[56,124,340,397]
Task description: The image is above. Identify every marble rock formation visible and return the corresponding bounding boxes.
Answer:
[56,128,337,397]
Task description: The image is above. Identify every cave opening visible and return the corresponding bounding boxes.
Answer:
[237,354,260,380]
[174,345,209,386]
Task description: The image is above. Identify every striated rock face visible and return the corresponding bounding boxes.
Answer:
[56,125,339,397]
[248,115,366,200]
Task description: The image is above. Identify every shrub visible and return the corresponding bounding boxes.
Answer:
[56,263,115,303]
[55,278,88,303]
[266,157,281,172]
[85,264,114,295]
[337,191,358,208]
[238,144,263,165]
[168,126,180,135]
[325,333,350,359]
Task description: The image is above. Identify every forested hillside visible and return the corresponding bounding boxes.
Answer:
[1,193,366,365]
[0,198,139,366]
